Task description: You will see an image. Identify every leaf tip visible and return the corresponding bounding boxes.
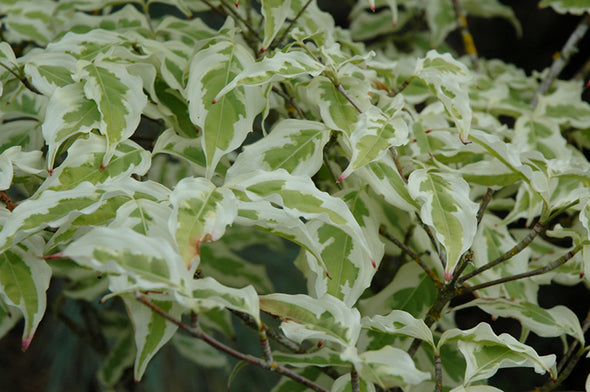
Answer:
[22,335,33,351]
[212,98,217,104]
[325,270,332,280]
[234,0,239,7]
[260,47,266,53]
[48,169,53,176]
[370,4,376,11]
[371,259,377,269]
[444,270,452,282]
[42,252,64,260]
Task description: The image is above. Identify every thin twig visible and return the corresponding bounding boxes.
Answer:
[457,220,544,284]
[274,0,314,49]
[336,83,363,113]
[0,191,17,211]
[135,293,329,392]
[0,61,43,95]
[451,0,479,70]
[379,226,443,289]
[350,369,360,392]
[416,213,447,269]
[218,0,263,42]
[476,188,494,225]
[434,353,443,392]
[531,13,590,108]
[259,323,274,363]
[389,148,407,183]
[459,246,582,295]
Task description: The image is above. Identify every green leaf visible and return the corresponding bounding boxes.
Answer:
[228,119,330,177]
[424,0,456,46]
[407,169,478,281]
[260,293,361,354]
[152,128,207,176]
[414,51,472,142]
[42,83,101,169]
[456,298,585,344]
[186,39,265,178]
[340,103,409,179]
[331,373,376,392]
[462,0,522,36]
[260,0,291,50]
[74,58,147,166]
[169,177,238,269]
[172,333,229,368]
[1,1,57,44]
[62,227,190,291]
[215,50,325,100]
[0,235,51,350]
[439,322,557,383]
[539,0,590,14]
[121,294,183,381]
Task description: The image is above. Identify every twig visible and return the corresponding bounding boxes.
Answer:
[379,226,443,289]
[531,13,590,108]
[274,0,314,49]
[416,213,447,269]
[389,148,407,183]
[135,293,329,392]
[458,246,582,295]
[434,353,443,392]
[450,249,473,287]
[451,0,479,70]
[351,369,360,392]
[218,0,263,42]
[336,83,363,113]
[0,191,17,211]
[259,323,274,363]
[476,188,494,225]
[0,61,43,95]
[457,220,544,284]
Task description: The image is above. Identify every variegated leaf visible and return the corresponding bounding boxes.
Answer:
[260,0,291,50]
[332,373,376,392]
[358,346,431,388]
[97,328,135,386]
[407,169,478,281]
[0,182,105,253]
[340,104,409,180]
[307,76,361,135]
[228,119,330,177]
[168,177,237,269]
[42,83,101,169]
[73,58,147,166]
[215,50,325,100]
[39,134,151,192]
[62,227,190,292]
[414,51,472,142]
[121,293,183,381]
[539,0,590,14]
[24,51,76,96]
[175,276,261,327]
[439,323,557,383]
[186,39,265,178]
[1,1,57,45]
[260,293,361,357]
[456,298,585,344]
[362,309,434,348]
[0,234,51,350]
[152,128,208,176]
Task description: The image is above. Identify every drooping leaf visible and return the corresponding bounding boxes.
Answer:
[307,76,361,135]
[407,169,478,281]
[172,333,229,368]
[97,327,135,386]
[331,373,377,392]
[186,39,265,178]
[414,51,472,142]
[362,309,434,348]
[260,0,291,51]
[42,83,101,169]
[539,0,590,14]
[74,58,147,166]
[260,293,361,355]
[456,298,585,344]
[0,235,51,350]
[439,323,557,383]
[168,177,237,268]
[121,293,183,381]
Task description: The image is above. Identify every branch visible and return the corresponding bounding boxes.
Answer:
[0,61,43,95]
[389,148,407,183]
[135,293,329,392]
[476,188,494,225]
[379,226,443,289]
[219,0,263,43]
[434,353,443,392]
[531,13,590,108]
[457,220,544,284]
[274,0,314,49]
[451,0,479,70]
[416,214,447,269]
[336,83,363,113]
[458,246,582,295]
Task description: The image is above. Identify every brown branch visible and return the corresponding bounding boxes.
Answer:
[531,13,590,108]
[273,0,314,49]
[476,188,494,225]
[135,293,329,392]
[451,0,479,70]
[379,226,443,289]
[336,83,363,113]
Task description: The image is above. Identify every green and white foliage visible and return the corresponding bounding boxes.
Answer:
[0,1,589,391]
